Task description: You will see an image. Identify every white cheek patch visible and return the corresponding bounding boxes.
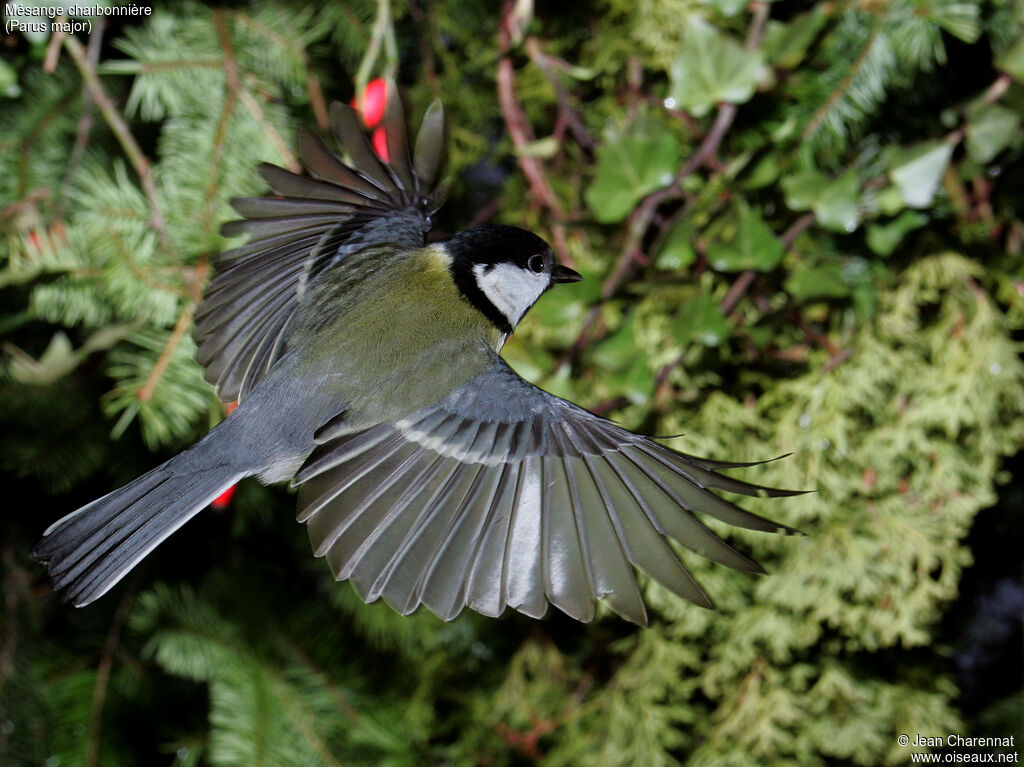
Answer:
[473,263,550,327]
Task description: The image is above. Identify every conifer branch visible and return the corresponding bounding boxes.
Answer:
[269,684,344,767]
[803,26,880,143]
[18,88,76,199]
[209,11,242,219]
[63,35,170,244]
[224,10,328,129]
[138,306,193,403]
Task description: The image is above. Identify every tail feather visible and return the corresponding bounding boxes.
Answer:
[34,460,243,606]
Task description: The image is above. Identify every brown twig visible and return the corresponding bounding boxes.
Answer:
[43,22,68,73]
[56,18,105,218]
[306,70,329,131]
[524,37,595,151]
[85,578,139,767]
[562,2,772,364]
[498,3,564,217]
[720,212,815,316]
[209,11,242,220]
[138,306,194,402]
[63,35,171,245]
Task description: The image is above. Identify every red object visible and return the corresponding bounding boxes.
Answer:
[372,127,389,162]
[210,402,239,509]
[351,78,390,162]
[353,78,388,128]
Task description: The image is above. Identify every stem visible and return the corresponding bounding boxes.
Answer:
[85,581,138,767]
[138,306,193,403]
[562,2,772,363]
[355,0,394,111]
[63,35,170,244]
[57,18,106,218]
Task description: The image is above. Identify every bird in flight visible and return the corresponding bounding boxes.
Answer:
[35,83,800,626]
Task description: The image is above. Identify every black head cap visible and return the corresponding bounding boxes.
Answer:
[444,224,581,333]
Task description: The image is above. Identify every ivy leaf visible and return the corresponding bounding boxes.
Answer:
[966,103,1021,164]
[995,35,1024,83]
[866,211,929,257]
[785,261,850,301]
[590,314,640,371]
[762,7,828,69]
[585,120,679,223]
[876,186,906,216]
[667,16,765,118]
[707,202,784,272]
[671,292,730,347]
[886,142,954,208]
[781,171,829,211]
[742,153,781,190]
[813,170,860,232]
[655,219,697,270]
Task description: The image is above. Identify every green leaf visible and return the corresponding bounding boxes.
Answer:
[697,0,746,16]
[876,186,906,216]
[762,7,828,69]
[707,202,784,272]
[996,34,1024,83]
[620,356,655,405]
[667,16,765,118]
[590,314,640,371]
[742,153,781,190]
[516,136,560,159]
[671,292,730,347]
[813,170,860,233]
[585,120,679,223]
[965,103,1021,164]
[0,58,19,97]
[655,219,697,270]
[866,211,929,257]
[886,141,954,208]
[781,171,830,212]
[784,261,850,301]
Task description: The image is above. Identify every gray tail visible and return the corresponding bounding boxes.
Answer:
[33,452,245,606]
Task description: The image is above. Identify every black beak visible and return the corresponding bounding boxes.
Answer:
[552,264,583,284]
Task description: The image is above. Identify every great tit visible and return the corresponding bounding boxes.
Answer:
[34,86,800,626]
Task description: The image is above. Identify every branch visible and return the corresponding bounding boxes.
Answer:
[498,3,564,217]
[63,35,170,243]
[720,212,814,316]
[354,0,396,112]
[85,579,139,767]
[209,11,242,218]
[57,18,105,219]
[562,2,772,362]
[524,37,595,151]
[138,305,194,403]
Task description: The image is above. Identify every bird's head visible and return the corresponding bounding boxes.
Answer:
[444,224,582,335]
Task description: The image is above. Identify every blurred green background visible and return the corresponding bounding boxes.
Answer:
[1,1,1022,765]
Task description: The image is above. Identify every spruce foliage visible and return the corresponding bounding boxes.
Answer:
[2,1,1022,765]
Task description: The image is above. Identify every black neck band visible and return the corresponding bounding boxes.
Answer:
[451,264,513,335]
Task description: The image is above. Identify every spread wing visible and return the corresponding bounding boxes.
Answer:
[195,85,447,402]
[293,357,801,626]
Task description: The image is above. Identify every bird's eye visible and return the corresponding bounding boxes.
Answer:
[527,254,546,273]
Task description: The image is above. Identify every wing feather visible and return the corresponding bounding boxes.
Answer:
[197,82,446,401]
[295,357,801,624]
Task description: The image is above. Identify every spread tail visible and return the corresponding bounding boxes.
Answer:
[33,454,245,606]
